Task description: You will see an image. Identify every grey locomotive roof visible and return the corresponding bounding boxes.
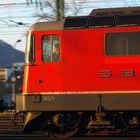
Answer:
[90,6,140,16]
[28,6,140,32]
[28,20,64,32]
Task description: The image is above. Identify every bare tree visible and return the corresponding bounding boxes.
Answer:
[65,0,85,16]
[27,0,64,21]
[31,0,85,21]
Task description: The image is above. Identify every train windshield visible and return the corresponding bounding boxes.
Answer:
[25,34,34,63]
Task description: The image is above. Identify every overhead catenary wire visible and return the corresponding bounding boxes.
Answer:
[0,0,139,52]
[0,0,140,36]
[0,8,35,15]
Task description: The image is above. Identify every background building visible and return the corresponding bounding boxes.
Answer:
[0,64,23,102]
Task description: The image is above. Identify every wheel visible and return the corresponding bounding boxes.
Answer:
[45,124,79,138]
[12,112,25,128]
[43,112,82,138]
[120,112,140,133]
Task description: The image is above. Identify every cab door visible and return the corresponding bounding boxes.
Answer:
[41,34,62,92]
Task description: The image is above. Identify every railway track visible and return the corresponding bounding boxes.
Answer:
[0,134,140,140]
[0,111,22,133]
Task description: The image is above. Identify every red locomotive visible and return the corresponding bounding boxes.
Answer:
[15,7,140,137]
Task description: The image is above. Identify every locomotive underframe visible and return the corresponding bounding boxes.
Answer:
[15,93,140,136]
[16,93,140,112]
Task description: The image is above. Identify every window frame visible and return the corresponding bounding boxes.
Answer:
[105,31,140,56]
[42,34,60,62]
[25,33,35,64]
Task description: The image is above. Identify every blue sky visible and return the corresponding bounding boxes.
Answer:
[0,0,140,52]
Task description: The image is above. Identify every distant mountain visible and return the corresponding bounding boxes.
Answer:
[0,40,24,67]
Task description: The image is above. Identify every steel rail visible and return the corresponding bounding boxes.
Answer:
[0,134,140,140]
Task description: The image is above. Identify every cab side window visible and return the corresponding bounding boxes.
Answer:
[105,32,140,56]
[42,35,60,62]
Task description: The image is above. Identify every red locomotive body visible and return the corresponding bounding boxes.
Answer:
[24,26,140,93]
[15,7,140,137]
